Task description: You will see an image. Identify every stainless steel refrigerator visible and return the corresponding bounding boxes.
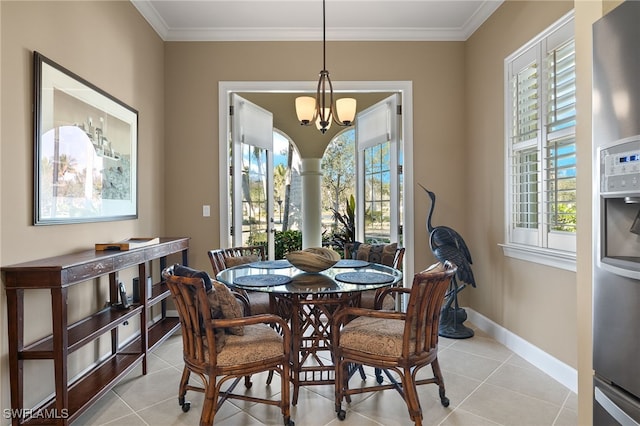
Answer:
[593,1,640,424]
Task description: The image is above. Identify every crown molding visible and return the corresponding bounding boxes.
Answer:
[132,0,504,42]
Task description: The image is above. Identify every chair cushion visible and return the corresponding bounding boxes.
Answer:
[224,254,260,267]
[215,323,284,366]
[172,265,229,349]
[340,316,413,357]
[353,242,398,267]
[207,280,244,335]
[172,264,244,336]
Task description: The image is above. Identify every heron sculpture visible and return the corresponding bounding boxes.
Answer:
[420,183,475,338]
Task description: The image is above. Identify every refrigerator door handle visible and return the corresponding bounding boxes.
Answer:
[595,386,640,426]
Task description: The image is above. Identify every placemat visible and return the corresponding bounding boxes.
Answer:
[249,260,291,269]
[334,259,369,268]
[233,274,292,287]
[335,271,395,285]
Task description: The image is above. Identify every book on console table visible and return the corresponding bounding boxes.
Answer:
[95,237,160,251]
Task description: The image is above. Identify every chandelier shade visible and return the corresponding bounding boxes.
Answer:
[336,98,357,124]
[295,96,316,125]
[295,0,356,134]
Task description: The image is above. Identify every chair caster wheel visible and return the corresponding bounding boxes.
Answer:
[181,401,191,412]
[284,418,295,426]
[440,397,450,407]
[337,409,346,421]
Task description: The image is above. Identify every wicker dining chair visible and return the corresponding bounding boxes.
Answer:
[333,262,457,426]
[208,246,271,315]
[343,242,406,381]
[209,245,282,386]
[163,265,294,426]
[343,242,405,310]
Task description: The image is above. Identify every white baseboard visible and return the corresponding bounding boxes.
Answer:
[466,308,578,394]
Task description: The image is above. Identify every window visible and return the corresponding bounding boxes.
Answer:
[363,142,393,242]
[504,12,576,269]
[356,94,401,245]
[320,94,402,247]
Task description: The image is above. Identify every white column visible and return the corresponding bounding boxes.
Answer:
[301,158,322,248]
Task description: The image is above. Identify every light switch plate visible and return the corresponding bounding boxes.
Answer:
[203,205,210,217]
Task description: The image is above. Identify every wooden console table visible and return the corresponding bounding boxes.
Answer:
[1,237,189,425]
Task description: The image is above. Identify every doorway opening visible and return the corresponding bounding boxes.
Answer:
[219,81,416,284]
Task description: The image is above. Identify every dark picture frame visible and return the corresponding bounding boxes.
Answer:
[33,51,138,225]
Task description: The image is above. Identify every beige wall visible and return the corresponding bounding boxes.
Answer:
[464,0,576,364]
[0,0,4,414]
[1,0,164,413]
[164,41,468,271]
[1,1,165,260]
[574,2,603,424]
[465,2,609,424]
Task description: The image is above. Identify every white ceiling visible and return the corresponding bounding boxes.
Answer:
[131,0,503,42]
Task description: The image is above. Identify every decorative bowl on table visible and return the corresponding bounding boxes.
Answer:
[285,247,341,273]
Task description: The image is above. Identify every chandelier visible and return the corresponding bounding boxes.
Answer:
[295,0,357,134]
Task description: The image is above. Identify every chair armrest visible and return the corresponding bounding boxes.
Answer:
[333,306,405,329]
[211,313,288,334]
[373,286,410,310]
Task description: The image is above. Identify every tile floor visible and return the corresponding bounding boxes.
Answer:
[75,323,577,425]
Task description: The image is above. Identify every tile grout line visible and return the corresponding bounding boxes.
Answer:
[550,390,575,426]
[437,351,516,426]
[454,350,572,426]
[102,390,151,426]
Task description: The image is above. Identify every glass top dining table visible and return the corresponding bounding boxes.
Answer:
[215,258,403,294]
[215,258,403,405]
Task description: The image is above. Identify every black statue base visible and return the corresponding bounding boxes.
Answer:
[439,306,474,339]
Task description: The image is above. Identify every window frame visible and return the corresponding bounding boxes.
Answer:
[502,11,576,272]
[355,94,401,245]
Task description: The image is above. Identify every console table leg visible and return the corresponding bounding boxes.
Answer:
[51,287,69,425]
[139,263,148,375]
[6,289,23,426]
